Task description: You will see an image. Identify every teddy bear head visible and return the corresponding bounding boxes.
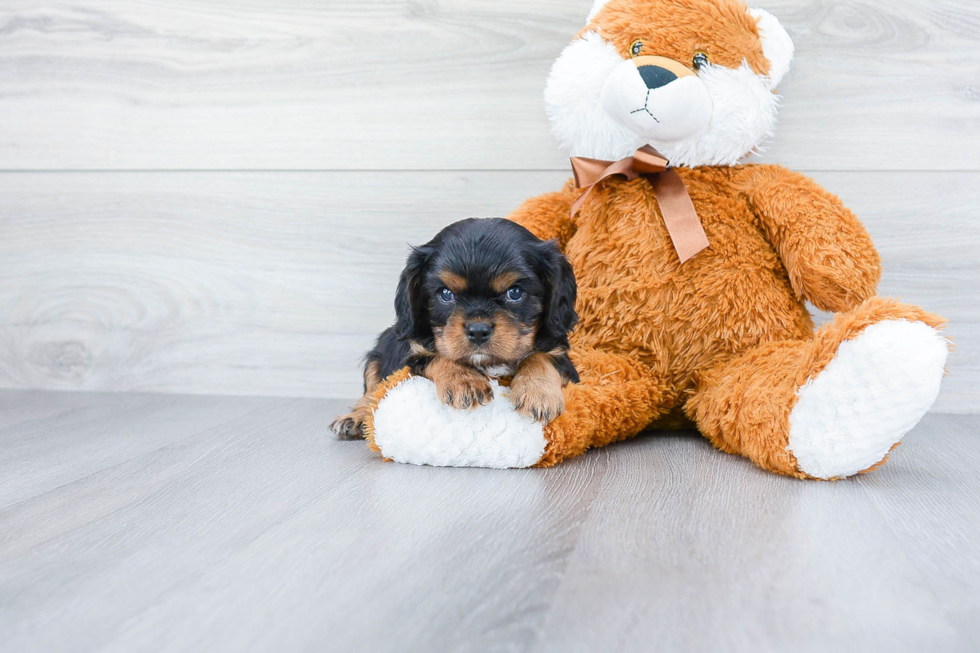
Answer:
[545,0,794,167]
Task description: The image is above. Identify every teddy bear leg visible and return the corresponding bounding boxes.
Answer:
[687,297,949,479]
[534,347,672,467]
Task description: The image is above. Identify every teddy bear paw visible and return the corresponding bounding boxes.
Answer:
[371,376,547,468]
[787,319,949,479]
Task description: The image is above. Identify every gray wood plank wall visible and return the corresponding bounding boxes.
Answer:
[0,0,978,411]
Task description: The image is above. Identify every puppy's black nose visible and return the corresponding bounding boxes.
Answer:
[637,65,677,90]
[465,322,493,345]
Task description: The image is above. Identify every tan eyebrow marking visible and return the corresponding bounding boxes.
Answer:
[409,340,436,357]
[491,272,523,294]
[437,271,467,293]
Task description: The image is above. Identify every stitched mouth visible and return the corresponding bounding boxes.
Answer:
[630,90,660,122]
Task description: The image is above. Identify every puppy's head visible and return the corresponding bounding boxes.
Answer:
[395,218,577,373]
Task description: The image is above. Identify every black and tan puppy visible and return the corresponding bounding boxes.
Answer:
[332,218,579,440]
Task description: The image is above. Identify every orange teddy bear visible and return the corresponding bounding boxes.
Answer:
[362,0,950,479]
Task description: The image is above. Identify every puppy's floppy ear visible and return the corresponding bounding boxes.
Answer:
[535,239,578,347]
[394,245,433,341]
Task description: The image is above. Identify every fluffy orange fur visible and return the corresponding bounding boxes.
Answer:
[503,165,942,476]
[586,0,771,74]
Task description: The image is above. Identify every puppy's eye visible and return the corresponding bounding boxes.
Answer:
[629,40,643,57]
[693,51,709,71]
[505,287,526,302]
[438,288,455,304]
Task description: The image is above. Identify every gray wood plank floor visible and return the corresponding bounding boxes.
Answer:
[0,390,977,652]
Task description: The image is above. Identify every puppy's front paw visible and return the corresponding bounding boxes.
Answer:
[511,376,565,424]
[436,373,493,410]
[331,410,368,440]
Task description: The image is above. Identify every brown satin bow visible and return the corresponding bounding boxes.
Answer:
[570,145,709,263]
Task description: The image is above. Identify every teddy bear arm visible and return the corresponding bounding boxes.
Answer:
[743,165,882,313]
[505,179,580,248]
[362,346,672,469]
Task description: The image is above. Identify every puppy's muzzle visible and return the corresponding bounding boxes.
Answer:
[601,55,712,143]
[465,321,494,346]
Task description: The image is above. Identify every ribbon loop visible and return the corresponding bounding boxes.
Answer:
[569,145,709,264]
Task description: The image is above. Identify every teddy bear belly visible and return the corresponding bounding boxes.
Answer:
[564,199,813,389]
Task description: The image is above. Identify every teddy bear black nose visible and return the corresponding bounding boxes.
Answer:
[465,322,493,345]
[637,65,678,90]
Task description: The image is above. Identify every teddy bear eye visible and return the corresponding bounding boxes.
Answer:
[629,40,643,57]
[693,51,710,71]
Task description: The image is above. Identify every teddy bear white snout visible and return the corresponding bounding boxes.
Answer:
[600,56,713,144]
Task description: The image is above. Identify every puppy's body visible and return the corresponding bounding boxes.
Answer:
[333,218,579,439]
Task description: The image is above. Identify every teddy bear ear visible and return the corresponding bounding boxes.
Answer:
[749,8,795,89]
[586,0,610,23]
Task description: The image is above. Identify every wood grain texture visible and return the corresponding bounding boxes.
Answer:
[529,412,980,652]
[0,392,266,508]
[0,170,565,399]
[0,391,977,652]
[1,170,976,411]
[856,414,980,650]
[0,0,978,170]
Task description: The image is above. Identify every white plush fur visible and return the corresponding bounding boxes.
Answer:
[545,32,643,163]
[545,31,782,166]
[586,0,610,23]
[372,376,547,468]
[787,320,950,480]
[655,61,780,166]
[600,60,713,143]
[748,8,794,88]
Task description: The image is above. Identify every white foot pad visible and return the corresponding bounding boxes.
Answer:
[371,376,547,468]
[788,320,949,479]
